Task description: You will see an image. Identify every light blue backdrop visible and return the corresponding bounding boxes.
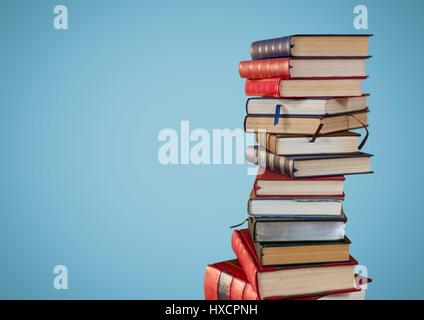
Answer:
[0,0,422,299]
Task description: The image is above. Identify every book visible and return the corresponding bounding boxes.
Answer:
[254,170,345,197]
[245,78,363,98]
[232,229,359,299]
[204,260,259,300]
[246,146,373,178]
[239,58,367,80]
[248,189,343,217]
[244,109,368,135]
[204,259,369,300]
[252,237,351,266]
[247,230,350,266]
[250,34,371,60]
[249,215,346,242]
[246,95,369,116]
[258,132,361,156]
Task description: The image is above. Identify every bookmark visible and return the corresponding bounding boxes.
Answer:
[273,104,281,125]
[229,218,248,229]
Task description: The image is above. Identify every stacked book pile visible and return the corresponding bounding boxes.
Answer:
[205,35,373,300]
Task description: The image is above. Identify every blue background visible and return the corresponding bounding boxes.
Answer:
[0,0,422,299]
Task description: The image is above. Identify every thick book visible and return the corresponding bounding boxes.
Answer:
[204,260,259,300]
[252,237,351,266]
[204,259,369,300]
[254,170,345,197]
[246,95,369,116]
[259,132,361,156]
[232,229,359,299]
[249,215,347,242]
[239,58,367,79]
[250,34,371,60]
[248,188,343,217]
[245,78,363,98]
[246,146,373,178]
[244,109,369,135]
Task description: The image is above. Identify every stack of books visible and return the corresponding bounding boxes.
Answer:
[205,35,373,300]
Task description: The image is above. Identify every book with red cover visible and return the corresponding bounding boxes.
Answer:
[204,259,369,300]
[231,229,359,299]
[204,260,259,300]
[245,78,363,98]
[239,58,367,80]
[254,170,345,198]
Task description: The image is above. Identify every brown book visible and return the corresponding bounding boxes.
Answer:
[251,237,351,266]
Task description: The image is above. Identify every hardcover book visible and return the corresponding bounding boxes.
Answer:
[246,146,373,178]
[239,58,367,79]
[232,229,359,299]
[252,237,351,266]
[248,189,343,217]
[253,170,345,197]
[246,95,369,116]
[258,131,361,156]
[204,259,369,300]
[249,215,347,242]
[250,34,371,60]
[244,109,369,135]
[245,78,363,98]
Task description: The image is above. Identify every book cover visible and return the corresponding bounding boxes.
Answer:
[231,229,358,299]
[250,34,372,60]
[239,58,368,80]
[204,259,368,300]
[254,170,345,198]
[246,146,373,178]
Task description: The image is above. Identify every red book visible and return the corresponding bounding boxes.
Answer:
[239,58,367,80]
[254,170,345,198]
[204,260,259,300]
[231,229,359,299]
[239,59,290,80]
[245,78,281,97]
[204,259,370,300]
[245,78,363,98]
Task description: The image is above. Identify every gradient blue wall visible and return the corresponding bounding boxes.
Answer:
[0,0,422,299]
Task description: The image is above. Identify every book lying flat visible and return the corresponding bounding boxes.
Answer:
[248,189,343,217]
[259,131,361,156]
[250,34,371,60]
[239,58,367,80]
[249,215,346,242]
[204,259,369,300]
[246,146,373,178]
[253,238,350,266]
[232,229,359,299]
[245,78,363,98]
[246,95,369,116]
[244,109,368,135]
[254,170,345,197]
[252,237,351,266]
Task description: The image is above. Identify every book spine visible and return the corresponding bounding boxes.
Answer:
[231,230,260,296]
[250,36,292,60]
[245,79,281,97]
[248,218,258,243]
[239,58,291,80]
[267,134,277,154]
[204,265,259,300]
[245,146,296,178]
[204,266,221,300]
